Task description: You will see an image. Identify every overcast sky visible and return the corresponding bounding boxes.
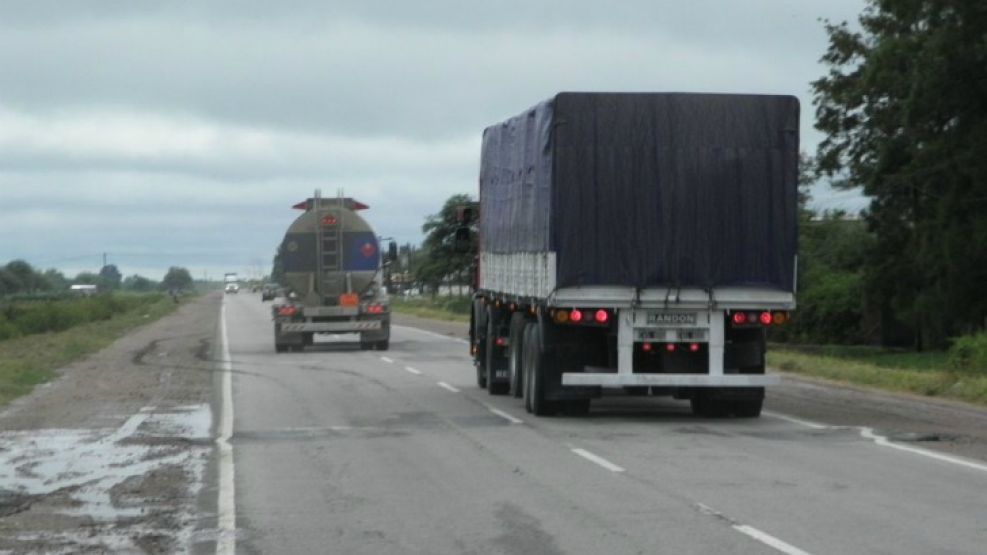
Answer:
[0,0,867,280]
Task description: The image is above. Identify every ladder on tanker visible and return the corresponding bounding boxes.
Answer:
[316,190,344,297]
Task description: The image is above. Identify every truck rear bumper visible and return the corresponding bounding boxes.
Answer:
[561,373,779,387]
[280,321,382,333]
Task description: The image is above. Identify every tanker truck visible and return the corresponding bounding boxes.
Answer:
[464,92,799,417]
[272,194,394,353]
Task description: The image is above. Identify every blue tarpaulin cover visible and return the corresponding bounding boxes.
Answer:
[479,92,800,292]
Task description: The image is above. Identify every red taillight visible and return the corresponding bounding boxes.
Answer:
[732,312,747,325]
[278,305,296,317]
[495,337,506,347]
[594,309,608,324]
[759,311,772,326]
[570,308,583,323]
[366,304,384,314]
[665,343,676,353]
[689,343,700,352]
[641,342,653,352]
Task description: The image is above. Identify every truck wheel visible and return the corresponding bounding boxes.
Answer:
[525,323,558,416]
[732,399,763,418]
[474,302,488,389]
[303,332,314,346]
[375,339,390,351]
[507,312,527,398]
[486,311,509,395]
[275,344,288,353]
[522,324,534,414]
[690,392,727,417]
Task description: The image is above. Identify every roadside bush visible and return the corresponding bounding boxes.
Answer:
[0,294,163,340]
[948,332,987,373]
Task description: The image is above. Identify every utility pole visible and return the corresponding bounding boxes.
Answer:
[102,252,107,268]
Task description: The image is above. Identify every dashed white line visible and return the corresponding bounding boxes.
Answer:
[733,525,813,555]
[216,301,236,555]
[485,405,524,425]
[437,381,460,393]
[766,411,987,474]
[404,366,422,375]
[379,356,394,364]
[570,447,625,472]
[697,503,812,555]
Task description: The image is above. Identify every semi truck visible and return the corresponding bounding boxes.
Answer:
[466,92,799,417]
[272,193,394,353]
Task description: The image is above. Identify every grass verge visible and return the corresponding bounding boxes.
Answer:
[768,346,987,407]
[0,295,183,407]
[390,296,471,323]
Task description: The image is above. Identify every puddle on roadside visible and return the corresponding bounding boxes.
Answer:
[0,404,212,553]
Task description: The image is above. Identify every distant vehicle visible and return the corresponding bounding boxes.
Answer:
[272,193,396,353]
[224,283,239,294]
[69,284,98,296]
[260,283,279,301]
[224,272,238,284]
[463,92,798,418]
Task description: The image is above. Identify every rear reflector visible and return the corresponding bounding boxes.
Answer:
[553,310,569,324]
[665,343,676,353]
[594,309,608,323]
[689,343,700,352]
[570,309,583,323]
[641,342,653,352]
[773,311,788,325]
[495,337,506,347]
[759,311,772,326]
[732,312,747,325]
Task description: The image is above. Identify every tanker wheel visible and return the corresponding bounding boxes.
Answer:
[375,339,390,351]
[473,301,488,389]
[525,323,558,416]
[275,343,288,354]
[690,392,728,417]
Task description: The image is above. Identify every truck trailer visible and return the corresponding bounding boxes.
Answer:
[467,92,799,417]
[272,194,392,353]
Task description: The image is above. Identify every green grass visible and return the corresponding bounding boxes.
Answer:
[0,294,182,406]
[390,296,471,323]
[767,345,987,406]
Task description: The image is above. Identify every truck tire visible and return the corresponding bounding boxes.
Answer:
[731,399,763,418]
[486,311,509,395]
[564,399,591,416]
[473,301,488,389]
[507,312,527,398]
[522,325,534,414]
[690,392,728,417]
[375,338,390,351]
[275,343,288,353]
[524,323,558,416]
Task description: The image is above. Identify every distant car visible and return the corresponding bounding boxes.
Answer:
[261,283,279,301]
[224,283,239,294]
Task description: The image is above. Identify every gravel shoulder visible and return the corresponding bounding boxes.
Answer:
[0,292,222,554]
[392,312,987,462]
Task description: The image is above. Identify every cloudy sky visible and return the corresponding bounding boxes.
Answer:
[0,0,867,280]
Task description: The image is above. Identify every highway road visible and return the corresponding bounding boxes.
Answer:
[219,293,987,555]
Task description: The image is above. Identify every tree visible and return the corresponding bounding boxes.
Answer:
[161,267,193,292]
[418,194,477,296]
[42,269,69,291]
[271,246,285,285]
[122,274,156,292]
[98,264,123,290]
[73,271,100,285]
[812,1,987,348]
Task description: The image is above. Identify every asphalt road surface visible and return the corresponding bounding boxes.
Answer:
[220,293,987,555]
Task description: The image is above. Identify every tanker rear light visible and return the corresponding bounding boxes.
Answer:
[277,305,297,317]
[365,304,384,315]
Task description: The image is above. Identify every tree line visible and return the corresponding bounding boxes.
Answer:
[0,260,194,297]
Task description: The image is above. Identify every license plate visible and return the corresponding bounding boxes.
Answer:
[647,312,697,326]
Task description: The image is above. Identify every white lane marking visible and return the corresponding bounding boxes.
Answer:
[380,356,394,364]
[392,324,470,344]
[733,525,813,555]
[404,366,422,375]
[763,411,829,430]
[571,447,625,472]
[485,405,524,425]
[859,427,987,474]
[437,381,460,393]
[216,301,236,555]
[766,411,987,474]
[697,504,812,555]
